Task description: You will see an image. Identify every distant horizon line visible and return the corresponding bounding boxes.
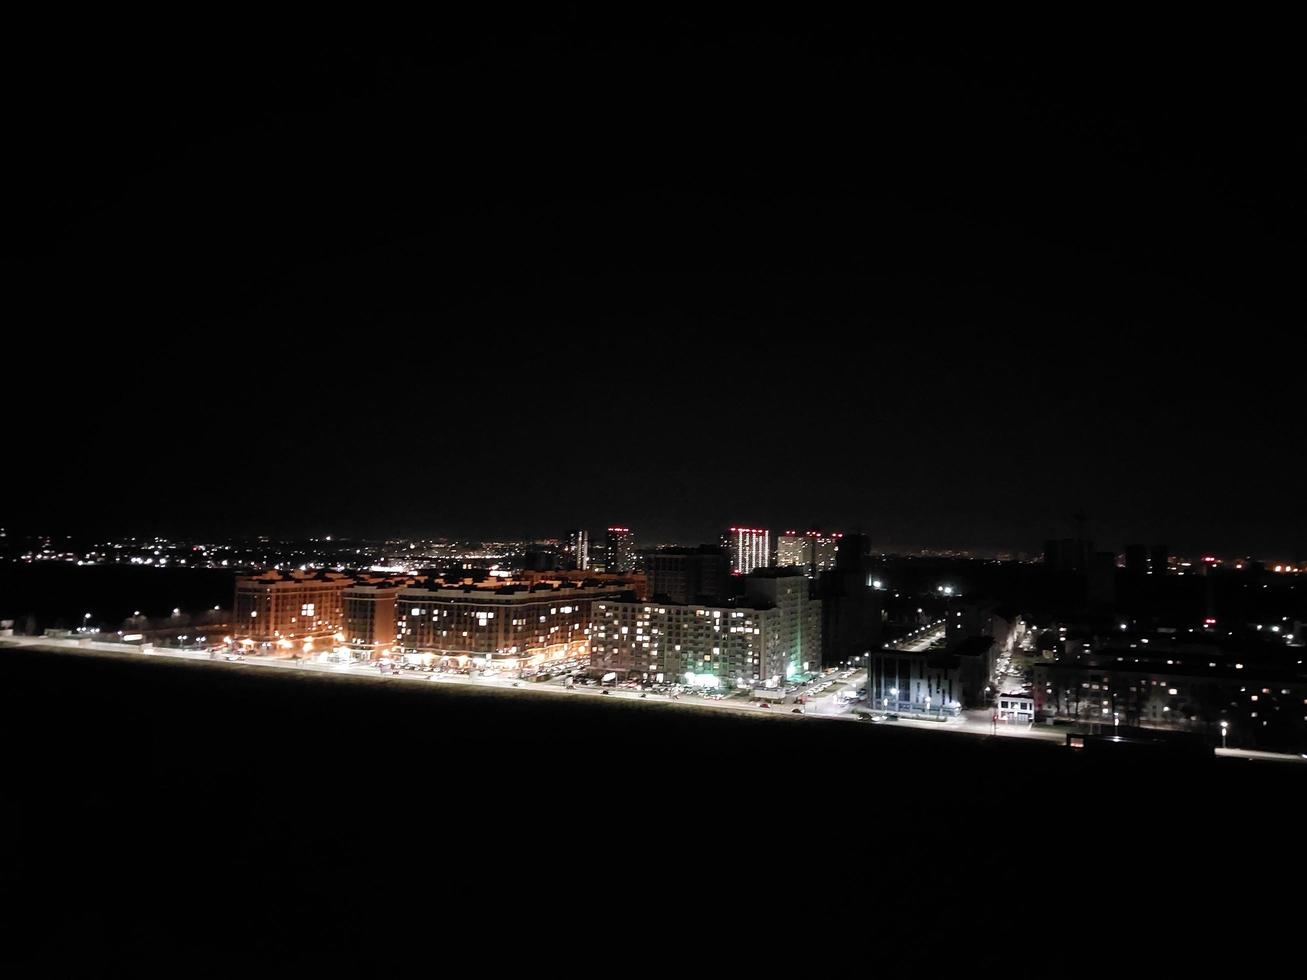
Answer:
[5,527,1304,564]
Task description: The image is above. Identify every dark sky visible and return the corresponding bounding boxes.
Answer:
[9,13,1305,556]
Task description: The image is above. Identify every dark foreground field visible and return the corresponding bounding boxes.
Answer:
[2,647,1302,972]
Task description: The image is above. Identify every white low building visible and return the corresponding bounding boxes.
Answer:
[997,693,1034,723]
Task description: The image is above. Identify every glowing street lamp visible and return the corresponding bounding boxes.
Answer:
[1220,719,1229,750]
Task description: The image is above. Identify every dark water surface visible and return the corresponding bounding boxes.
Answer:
[2,647,1301,971]
[0,564,234,629]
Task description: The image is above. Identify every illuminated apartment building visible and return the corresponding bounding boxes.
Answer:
[591,568,820,687]
[777,532,807,568]
[564,528,590,570]
[342,582,405,657]
[606,527,635,573]
[776,530,842,578]
[233,570,354,651]
[723,527,771,575]
[394,581,631,668]
[745,567,822,672]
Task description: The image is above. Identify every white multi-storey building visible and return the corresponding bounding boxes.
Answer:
[564,528,590,571]
[591,568,820,687]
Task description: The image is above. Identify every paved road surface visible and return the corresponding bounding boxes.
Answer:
[5,636,1303,762]
[889,621,946,652]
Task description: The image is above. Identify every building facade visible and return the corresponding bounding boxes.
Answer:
[997,693,1035,722]
[342,583,404,657]
[868,636,996,712]
[817,568,883,667]
[591,569,821,687]
[776,530,841,578]
[648,545,731,604]
[724,526,771,576]
[1033,654,1307,750]
[564,529,590,571]
[945,601,1023,655]
[606,527,635,573]
[393,582,631,669]
[589,600,771,686]
[815,533,882,666]
[777,532,807,569]
[233,570,354,651]
[744,567,822,676]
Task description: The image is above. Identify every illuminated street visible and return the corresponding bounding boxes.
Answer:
[889,621,946,652]
[9,636,1298,764]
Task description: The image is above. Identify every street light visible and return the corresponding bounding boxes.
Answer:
[1220,720,1229,750]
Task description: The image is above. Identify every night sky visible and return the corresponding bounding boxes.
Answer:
[10,14,1304,555]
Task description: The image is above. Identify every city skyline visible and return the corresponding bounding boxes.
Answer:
[6,15,1305,970]
[5,522,1305,566]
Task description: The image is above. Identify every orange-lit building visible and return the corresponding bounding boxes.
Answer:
[342,581,408,657]
[515,568,648,599]
[232,570,354,652]
[394,581,634,669]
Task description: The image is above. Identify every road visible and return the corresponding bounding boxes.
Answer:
[993,645,1029,696]
[889,621,946,652]
[4,635,1304,762]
